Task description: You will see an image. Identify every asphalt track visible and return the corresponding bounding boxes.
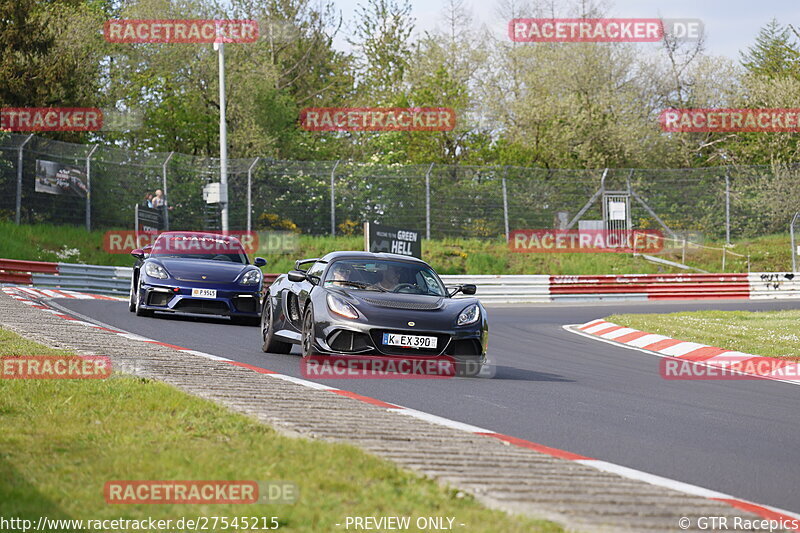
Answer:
[54,296,800,514]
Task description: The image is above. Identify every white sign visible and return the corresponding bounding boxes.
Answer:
[608,201,627,221]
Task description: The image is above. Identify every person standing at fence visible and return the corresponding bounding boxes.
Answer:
[143,192,153,208]
[152,189,166,208]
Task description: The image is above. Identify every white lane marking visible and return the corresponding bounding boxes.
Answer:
[659,341,708,356]
[183,349,231,362]
[575,459,730,499]
[396,408,493,433]
[269,373,338,390]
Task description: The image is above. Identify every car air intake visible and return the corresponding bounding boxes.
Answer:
[360,297,443,310]
[328,330,372,353]
[233,296,257,313]
[147,292,171,306]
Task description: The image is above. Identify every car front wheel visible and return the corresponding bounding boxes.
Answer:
[261,300,292,353]
[300,305,318,357]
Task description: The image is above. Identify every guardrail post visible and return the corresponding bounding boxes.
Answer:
[502,167,510,242]
[330,160,340,236]
[425,162,434,239]
[246,157,259,232]
[162,151,175,231]
[85,144,99,231]
[15,134,34,225]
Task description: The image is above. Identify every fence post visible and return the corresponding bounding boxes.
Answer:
[330,160,340,236]
[722,246,726,271]
[85,144,99,231]
[15,134,34,225]
[791,212,799,272]
[502,166,510,242]
[246,157,260,232]
[425,163,434,239]
[725,172,731,245]
[162,151,174,231]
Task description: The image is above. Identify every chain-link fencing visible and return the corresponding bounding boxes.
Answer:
[2,132,799,241]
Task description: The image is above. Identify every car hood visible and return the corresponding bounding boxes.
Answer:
[152,258,249,283]
[330,288,448,311]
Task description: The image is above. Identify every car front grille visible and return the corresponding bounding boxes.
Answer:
[360,297,443,310]
[173,299,229,315]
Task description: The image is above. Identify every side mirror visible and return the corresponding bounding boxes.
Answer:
[461,284,477,295]
[254,257,267,267]
[287,270,306,282]
[131,248,145,260]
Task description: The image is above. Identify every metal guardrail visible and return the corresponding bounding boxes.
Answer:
[1,259,800,302]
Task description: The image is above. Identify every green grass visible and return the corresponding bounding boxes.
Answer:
[0,220,793,274]
[0,327,560,532]
[606,310,800,360]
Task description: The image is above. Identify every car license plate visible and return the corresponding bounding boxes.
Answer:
[191,288,217,299]
[382,333,437,349]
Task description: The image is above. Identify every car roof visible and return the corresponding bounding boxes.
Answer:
[319,251,428,265]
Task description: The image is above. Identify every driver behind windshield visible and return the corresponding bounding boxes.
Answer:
[377,266,403,291]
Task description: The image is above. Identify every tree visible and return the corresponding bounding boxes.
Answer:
[347,0,414,104]
[0,0,107,141]
[741,19,800,79]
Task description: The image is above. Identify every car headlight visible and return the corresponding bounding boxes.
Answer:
[144,262,168,279]
[327,293,359,319]
[240,269,262,285]
[457,303,480,325]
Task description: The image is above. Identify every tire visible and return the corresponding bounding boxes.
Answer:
[261,300,292,353]
[128,274,136,312]
[300,305,318,357]
[134,276,154,317]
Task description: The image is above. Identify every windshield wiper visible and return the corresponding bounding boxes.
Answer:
[327,280,387,292]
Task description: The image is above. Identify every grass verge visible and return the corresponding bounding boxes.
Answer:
[606,310,800,361]
[0,221,792,275]
[0,327,560,532]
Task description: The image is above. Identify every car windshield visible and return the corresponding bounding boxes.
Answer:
[149,235,248,264]
[323,259,445,296]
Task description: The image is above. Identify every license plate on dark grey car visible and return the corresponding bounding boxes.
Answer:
[382,333,438,349]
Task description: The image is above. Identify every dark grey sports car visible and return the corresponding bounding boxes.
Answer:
[260,252,487,373]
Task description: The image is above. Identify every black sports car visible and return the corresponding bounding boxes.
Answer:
[260,251,487,373]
